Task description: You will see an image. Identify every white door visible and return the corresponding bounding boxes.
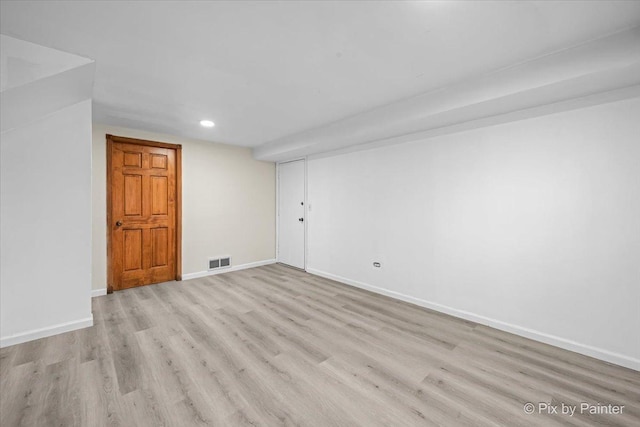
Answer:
[278,160,305,269]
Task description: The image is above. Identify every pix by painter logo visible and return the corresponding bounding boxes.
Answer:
[523,402,625,416]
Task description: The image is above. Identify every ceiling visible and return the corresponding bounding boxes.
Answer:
[2,1,640,148]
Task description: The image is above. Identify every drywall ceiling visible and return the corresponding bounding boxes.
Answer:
[1,1,640,147]
[0,35,92,93]
[1,35,95,133]
[255,27,640,161]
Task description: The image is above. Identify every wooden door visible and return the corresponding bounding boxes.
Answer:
[107,135,181,292]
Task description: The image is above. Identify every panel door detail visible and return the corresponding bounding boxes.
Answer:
[110,142,177,290]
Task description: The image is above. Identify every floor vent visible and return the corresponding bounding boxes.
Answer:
[209,256,231,271]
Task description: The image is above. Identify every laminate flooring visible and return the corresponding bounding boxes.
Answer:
[1,264,639,426]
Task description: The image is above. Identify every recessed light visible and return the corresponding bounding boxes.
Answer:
[200,120,215,128]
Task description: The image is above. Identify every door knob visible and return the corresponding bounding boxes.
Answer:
[298,218,304,222]
[116,220,123,227]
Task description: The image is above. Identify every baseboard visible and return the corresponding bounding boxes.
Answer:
[0,315,94,348]
[92,288,107,298]
[92,259,277,291]
[182,259,276,280]
[306,268,640,372]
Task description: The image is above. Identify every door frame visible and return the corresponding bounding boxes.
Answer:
[106,134,182,293]
[276,157,307,271]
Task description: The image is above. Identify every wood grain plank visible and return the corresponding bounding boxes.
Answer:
[1,265,638,426]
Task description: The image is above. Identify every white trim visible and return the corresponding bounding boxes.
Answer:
[307,268,640,372]
[182,259,276,280]
[0,316,94,348]
[275,162,280,261]
[304,156,308,271]
[92,288,107,298]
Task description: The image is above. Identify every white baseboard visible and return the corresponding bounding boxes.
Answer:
[182,259,276,281]
[92,259,277,293]
[306,268,640,372]
[92,288,107,298]
[0,316,94,348]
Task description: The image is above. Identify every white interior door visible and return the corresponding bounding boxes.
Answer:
[278,160,305,269]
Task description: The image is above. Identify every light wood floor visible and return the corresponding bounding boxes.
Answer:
[1,264,639,426]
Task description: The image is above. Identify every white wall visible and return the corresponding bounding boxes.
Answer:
[1,100,93,344]
[92,124,276,291]
[307,97,640,370]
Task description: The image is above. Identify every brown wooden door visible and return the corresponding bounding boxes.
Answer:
[107,135,181,291]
